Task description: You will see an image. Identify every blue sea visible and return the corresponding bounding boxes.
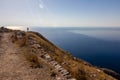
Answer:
[31,27,120,73]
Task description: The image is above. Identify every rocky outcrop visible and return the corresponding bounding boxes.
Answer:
[0,27,11,33]
[27,36,76,80]
[101,68,120,80]
[16,31,26,39]
[0,28,119,80]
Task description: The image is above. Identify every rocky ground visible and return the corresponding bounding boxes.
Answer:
[0,31,56,80]
[0,27,120,80]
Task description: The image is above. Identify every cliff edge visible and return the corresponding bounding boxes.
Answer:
[0,27,119,80]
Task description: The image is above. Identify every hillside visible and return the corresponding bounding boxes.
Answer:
[0,27,119,80]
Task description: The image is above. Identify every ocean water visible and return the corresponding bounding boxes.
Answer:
[31,27,120,73]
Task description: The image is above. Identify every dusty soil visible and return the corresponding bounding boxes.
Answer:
[0,29,118,80]
[0,32,55,80]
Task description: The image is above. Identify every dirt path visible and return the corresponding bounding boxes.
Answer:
[0,32,55,80]
[0,33,17,54]
[0,32,23,80]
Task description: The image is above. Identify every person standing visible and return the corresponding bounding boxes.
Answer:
[27,27,29,31]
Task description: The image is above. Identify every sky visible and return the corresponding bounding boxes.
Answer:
[0,0,120,27]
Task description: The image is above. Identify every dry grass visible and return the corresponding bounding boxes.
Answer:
[26,32,116,80]
[11,31,43,68]
[11,30,116,80]
[11,31,27,47]
[22,47,43,68]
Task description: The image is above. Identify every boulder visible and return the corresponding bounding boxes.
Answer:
[16,31,26,39]
[101,68,120,80]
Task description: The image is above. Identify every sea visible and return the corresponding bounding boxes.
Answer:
[30,27,120,73]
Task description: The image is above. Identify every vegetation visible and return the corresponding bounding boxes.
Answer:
[10,29,117,80]
[23,48,43,68]
[50,71,56,77]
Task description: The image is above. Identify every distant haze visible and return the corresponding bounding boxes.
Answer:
[0,0,120,27]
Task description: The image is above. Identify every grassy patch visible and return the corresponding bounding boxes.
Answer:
[11,31,116,80]
[22,48,43,69]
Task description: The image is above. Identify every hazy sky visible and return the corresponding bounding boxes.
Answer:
[0,0,120,27]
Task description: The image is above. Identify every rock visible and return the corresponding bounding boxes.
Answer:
[28,37,39,45]
[101,68,120,80]
[31,44,41,49]
[93,74,96,77]
[45,54,51,59]
[96,69,101,72]
[73,57,77,60]
[55,64,62,70]
[0,27,10,33]
[56,77,62,80]
[28,39,34,45]
[16,31,26,39]
[62,61,68,65]
[68,78,76,80]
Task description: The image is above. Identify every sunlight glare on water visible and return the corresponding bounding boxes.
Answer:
[69,30,120,41]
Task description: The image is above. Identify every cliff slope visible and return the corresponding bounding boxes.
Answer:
[0,27,119,80]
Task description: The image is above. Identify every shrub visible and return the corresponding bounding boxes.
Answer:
[50,71,56,77]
